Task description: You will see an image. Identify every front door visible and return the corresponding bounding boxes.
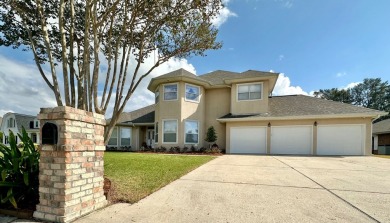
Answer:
[147,129,155,148]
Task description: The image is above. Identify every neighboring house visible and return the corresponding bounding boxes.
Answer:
[372,119,390,155]
[0,113,40,145]
[108,68,386,155]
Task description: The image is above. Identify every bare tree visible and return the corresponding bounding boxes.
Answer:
[0,0,222,142]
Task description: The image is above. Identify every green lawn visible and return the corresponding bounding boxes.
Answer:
[104,152,215,203]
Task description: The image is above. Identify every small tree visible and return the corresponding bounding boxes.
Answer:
[205,126,217,147]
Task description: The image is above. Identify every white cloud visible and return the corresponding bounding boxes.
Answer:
[273,73,308,96]
[0,55,57,117]
[336,72,347,77]
[212,0,237,28]
[0,51,195,119]
[309,81,361,98]
[341,82,360,90]
[278,54,284,61]
[274,0,294,8]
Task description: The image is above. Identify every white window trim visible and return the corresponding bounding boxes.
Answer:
[119,127,132,147]
[155,122,159,144]
[8,118,15,128]
[162,119,178,144]
[163,83,179,101]
[184,120,199,144]
[155,88,160,104]
[236,82,263,102]
[108,127,119,146]
[184,83,200,103]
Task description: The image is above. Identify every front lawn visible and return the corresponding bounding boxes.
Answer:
[104,152,215,203]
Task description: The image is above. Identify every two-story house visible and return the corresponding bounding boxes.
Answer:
[1,112,40,145]
[107,68,386,155]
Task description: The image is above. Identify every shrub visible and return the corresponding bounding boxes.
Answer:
[169,146,181,153]
[182,146,189,153]
[191,145,197,153]
[206,144,221,154]
[199,147,207,153]
[0,127,40,209]
[160,146,168,153]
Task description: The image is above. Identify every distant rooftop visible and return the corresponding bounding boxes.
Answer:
[373,118,390,134]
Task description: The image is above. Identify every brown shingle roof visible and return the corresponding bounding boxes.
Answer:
[107,104,156,125]
[199,70,278,85]
[373,119,390,134]
[219,95,385,120]
[268,95,382,117]
[148,68,279,91]
[155,68,199,79]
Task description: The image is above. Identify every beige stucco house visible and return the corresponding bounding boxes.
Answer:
[108,68,386,155]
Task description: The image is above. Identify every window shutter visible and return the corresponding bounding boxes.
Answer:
[30,121,34,129]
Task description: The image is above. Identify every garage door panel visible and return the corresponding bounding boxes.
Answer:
[317,125,364,155]
[271,126,312,155]
[230,127,267,154]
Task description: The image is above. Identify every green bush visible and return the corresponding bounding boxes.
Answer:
[0,127,40,209]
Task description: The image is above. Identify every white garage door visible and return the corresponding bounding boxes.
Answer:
[271,126,312,155]
[317,125,365,155]
[230,127,267,154]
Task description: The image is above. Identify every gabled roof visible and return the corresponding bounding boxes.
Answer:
[126,111,155,124]
[108,104,156,125]
[218,95,386,122]
[373,119,390,134]
[2,113,37,132]
[147,68,279,93]
[14,113,37,132]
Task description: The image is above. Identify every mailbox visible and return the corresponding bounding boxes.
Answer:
[42,122,58,144]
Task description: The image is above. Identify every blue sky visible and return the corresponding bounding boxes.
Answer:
[0,0,389,116]
[190,0,390,91]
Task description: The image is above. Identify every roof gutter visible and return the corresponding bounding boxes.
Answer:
[217,112,387,123]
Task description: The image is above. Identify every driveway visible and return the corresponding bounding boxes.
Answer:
[75,155,390,223]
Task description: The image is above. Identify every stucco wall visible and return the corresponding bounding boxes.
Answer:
[155,81,205,148]
[204,88,230,149]
[230,81,269,115]
[226,117,373,155]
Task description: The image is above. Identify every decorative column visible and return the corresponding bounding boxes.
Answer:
[33,107,107,223]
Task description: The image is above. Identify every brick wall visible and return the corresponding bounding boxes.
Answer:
[33,107,107,223]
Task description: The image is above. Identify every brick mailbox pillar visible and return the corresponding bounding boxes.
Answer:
[33,106,107,223]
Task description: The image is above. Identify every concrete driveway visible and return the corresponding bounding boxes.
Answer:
[75,155,390,223]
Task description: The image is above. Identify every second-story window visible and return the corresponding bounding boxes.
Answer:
[34,120,39,128]
[237,83,262,101]
[164,84,178,101]
[7,118,15,128]
[185,84,200,102]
